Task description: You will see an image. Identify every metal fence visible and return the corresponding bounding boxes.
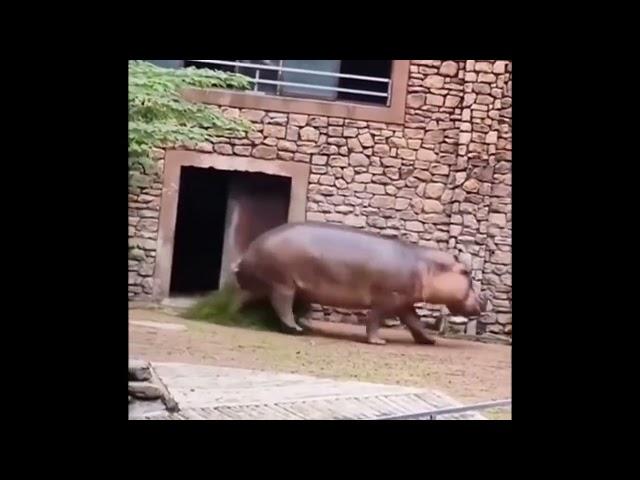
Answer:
[187,60,392,104]
[374,399,512,420]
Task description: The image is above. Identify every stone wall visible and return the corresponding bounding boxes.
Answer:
[128,150,165,299]
[128,60,512,334]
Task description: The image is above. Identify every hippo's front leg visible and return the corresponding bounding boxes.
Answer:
[365,309,387,345]
[269,288,304,334]
[400,307,436,345]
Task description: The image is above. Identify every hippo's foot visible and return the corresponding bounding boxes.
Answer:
[270,289,305,335]
[367,336,387,345]
[413,334,436,345]
[281,323,304,335]
[297,318,313,331]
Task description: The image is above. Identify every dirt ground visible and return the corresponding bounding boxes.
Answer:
[129,308,511,419]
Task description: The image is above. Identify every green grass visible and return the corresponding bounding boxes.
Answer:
[484,409,512,420]
[183,284,310,332]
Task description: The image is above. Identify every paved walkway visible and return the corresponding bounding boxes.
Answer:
[129,362,486,420]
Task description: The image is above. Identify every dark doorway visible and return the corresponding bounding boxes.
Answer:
[169,167,292,296]
[170,167,230,295]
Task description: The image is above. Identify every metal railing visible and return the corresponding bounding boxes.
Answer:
[374,399,512,420]
[188,60,392,103]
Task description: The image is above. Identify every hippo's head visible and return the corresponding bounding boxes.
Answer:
[418,254,489,318]
[446,284,489,318]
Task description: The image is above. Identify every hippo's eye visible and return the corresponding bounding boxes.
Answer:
[452,263,469,276]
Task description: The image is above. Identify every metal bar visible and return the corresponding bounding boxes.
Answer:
[374,399,512,420]
[244,77,389,98]
[276,60,284,96]
[189,60,391,83]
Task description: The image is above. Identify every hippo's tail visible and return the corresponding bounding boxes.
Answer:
[231,258,242,275]
[230,257,248,289]
[232,255,267,293]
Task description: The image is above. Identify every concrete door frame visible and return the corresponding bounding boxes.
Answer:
[152,150,310,300]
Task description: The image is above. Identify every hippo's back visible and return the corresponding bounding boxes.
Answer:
[251,221,412,264]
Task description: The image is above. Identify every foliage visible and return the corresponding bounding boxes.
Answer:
[128,61,254,186]
[183,284,311,332]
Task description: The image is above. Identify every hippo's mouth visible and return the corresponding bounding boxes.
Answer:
[447,291,489,318]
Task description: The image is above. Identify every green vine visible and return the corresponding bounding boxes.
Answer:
[128,61,254,186]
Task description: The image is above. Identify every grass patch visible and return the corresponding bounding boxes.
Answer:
[183,284,310,332]
[484,409,512,420]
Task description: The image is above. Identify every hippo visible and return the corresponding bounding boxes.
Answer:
[232,222,488,345]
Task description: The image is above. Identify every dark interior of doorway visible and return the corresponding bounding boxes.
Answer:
[169,167,292,296]
[170,167,229,296]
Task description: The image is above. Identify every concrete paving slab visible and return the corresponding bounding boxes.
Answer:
[129,362,485,420]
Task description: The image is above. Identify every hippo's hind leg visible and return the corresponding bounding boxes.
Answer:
[270,288,304,334]
[365,309,387,345]
[400,307,436,345]
[294,301,313,331]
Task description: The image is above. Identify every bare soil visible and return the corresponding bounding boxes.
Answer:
[129,308,511,419]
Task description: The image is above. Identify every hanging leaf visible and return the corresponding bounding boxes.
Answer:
[128,61,254,184]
